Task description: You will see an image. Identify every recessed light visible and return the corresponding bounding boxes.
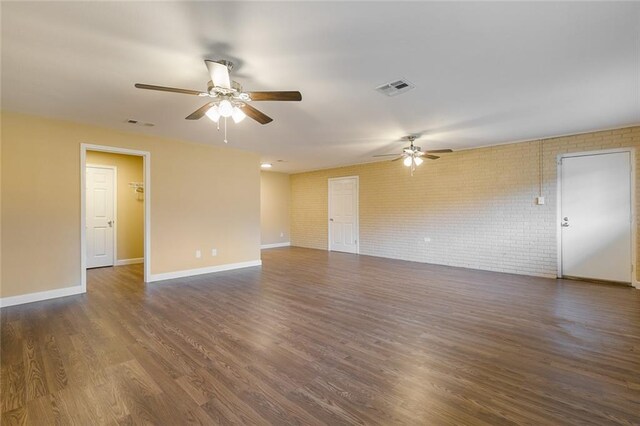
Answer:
[261,163,272,169]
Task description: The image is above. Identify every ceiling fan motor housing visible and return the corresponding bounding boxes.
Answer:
[214,59,234,71]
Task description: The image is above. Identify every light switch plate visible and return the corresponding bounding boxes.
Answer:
[536,196,545,205]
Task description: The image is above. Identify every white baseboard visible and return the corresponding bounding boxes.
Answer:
[148,259,262,283]
[0,285,85,308]
[115,257,144,266]
[261,242,291,249]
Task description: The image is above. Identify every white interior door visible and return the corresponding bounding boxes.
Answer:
[560,151,632,283]
[329,177,358,253]
[86,166,115,268]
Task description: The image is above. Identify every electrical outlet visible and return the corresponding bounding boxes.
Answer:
[195,250,201,259]
[211,249,217,257]
[280,232,284,238]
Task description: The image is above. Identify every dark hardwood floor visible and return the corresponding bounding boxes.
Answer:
[2,247,639,425]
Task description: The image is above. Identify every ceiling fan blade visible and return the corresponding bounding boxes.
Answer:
[425,154,441,160]
[373,154,401,157]
[135,83,206,96]
[426,149,453,153]
[205,60,231,89]
[242,104,273,124]
[248,91,302,101]
[185,102,215,120]
[391,156,405,162]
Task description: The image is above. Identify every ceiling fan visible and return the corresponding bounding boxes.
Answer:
[135,59,302,142]
[373,135,453,175]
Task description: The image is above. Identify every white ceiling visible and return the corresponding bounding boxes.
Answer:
[2,2,639,173]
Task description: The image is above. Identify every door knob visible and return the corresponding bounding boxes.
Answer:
[329,218,334,222]
[561,222,569,227]
[107,220,113,227]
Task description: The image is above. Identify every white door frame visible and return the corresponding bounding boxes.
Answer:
[86,164,118,268]
[81,144,151,291]
[327,176,359,254]
[556,147,637,288]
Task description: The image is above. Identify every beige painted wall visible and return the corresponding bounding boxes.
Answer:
[1,111,261,298]
[86,151,144,262]
[260,171,290,245]
[292,126,640,279]
[0,117,2,291]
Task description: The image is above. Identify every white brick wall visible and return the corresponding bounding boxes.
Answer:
[291,126,640,279]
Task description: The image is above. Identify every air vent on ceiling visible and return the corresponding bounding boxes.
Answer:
[375,78,415,97]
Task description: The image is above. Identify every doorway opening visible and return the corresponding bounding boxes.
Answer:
[328,176,359,254]
[81,144,151,290]
[557,148,635,285]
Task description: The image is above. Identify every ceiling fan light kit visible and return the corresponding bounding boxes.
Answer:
[217,99,234,117]
[231,106,246,123]
[205,105,220,122]
[135,59,302,143]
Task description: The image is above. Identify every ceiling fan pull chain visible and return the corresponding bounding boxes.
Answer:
[224,117,228,143]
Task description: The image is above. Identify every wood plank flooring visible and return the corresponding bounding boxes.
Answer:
[2,247,639,425]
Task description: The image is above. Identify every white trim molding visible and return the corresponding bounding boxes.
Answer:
[261,242,291,249]
[147,260,262,283]
[0,285,84,308]
[115,257,144,266]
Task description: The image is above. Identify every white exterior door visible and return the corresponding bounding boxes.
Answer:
[560,151,632,283]
[86,166,115,268]
[329,177,358,254]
